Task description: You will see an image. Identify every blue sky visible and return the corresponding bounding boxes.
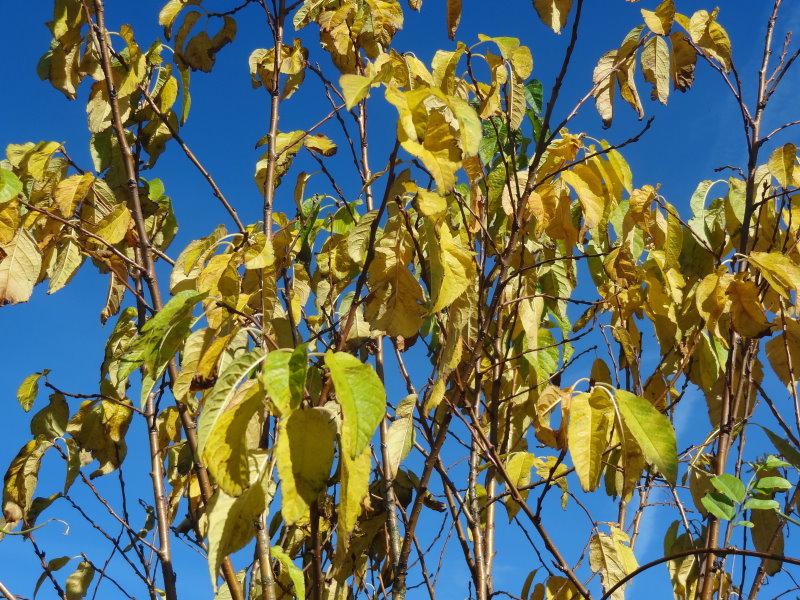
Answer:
[1,1,799,599]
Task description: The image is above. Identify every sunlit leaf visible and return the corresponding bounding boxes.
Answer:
[325,351,386,459]
[615,389,677,485]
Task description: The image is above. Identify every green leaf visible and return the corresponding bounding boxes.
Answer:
[761,426,800,468]
[761,455,791,470]
[710,473,746,503]
[701,492,736,521]
[197,349,266,456]
[120,289,207,379]
[0,168,22,203]
[325,351,386,459]
[615,389,678,485]
[34,556,71,599]
[262,345,308,417]
[271,546,305,599]
[524,80,543,114]
[754,476,792,494]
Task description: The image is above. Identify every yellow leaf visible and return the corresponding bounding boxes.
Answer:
[508,70,526,130]
[262,346,307,417]
[726,278,770,338]
[695,269,731,335]
[197,253,238,302]
[685,9,732,71]
[477,35,533,79]
[669,31,697,92]
[173,328,212,403]
[10,141,60,180]
[503,451,535,520]
[766,317,800,388]
[340,73,375,111]
[67,399,132,478]
[385,86,480,193]
[568,390,612,492]
[0,199,20,244]
[427,222,476,313]
[561,166,605,230]
[589,526,639,600]
[544,576,579,600]
[47,238,83,294]
[303,134,337,157]
[592,50,617,128]
[751,498,784,576]
[276,408,336,525]
[424,378,446,413]
[243,232,275,270]
[159,0,198,32]
[0,229,42,304]
[641,35,670,104]
[203,382,264,497]
[768,143,797,189]
[338,445,371,549]
[365,209,426,337]
[532,386,567,449]
[532,456,570,509]
[65,561,94,600]
[616,57,644,123]
[533,0,574,34]
[748,251,800,299]
[2,438,50,525]
[17,371,47,412]
[89,203,132,245]
[615,389,678,485]
[663,521,700,599]
[207,464,270,590]
[385,394,416,478]
[54,173,94,216]
[197,350,266,456]
[641,0,675,35]
[270,546,305,599]
[255,130,304,192]
[416,189,448,218]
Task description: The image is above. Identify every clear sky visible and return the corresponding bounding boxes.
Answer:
[1,1,799,599]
